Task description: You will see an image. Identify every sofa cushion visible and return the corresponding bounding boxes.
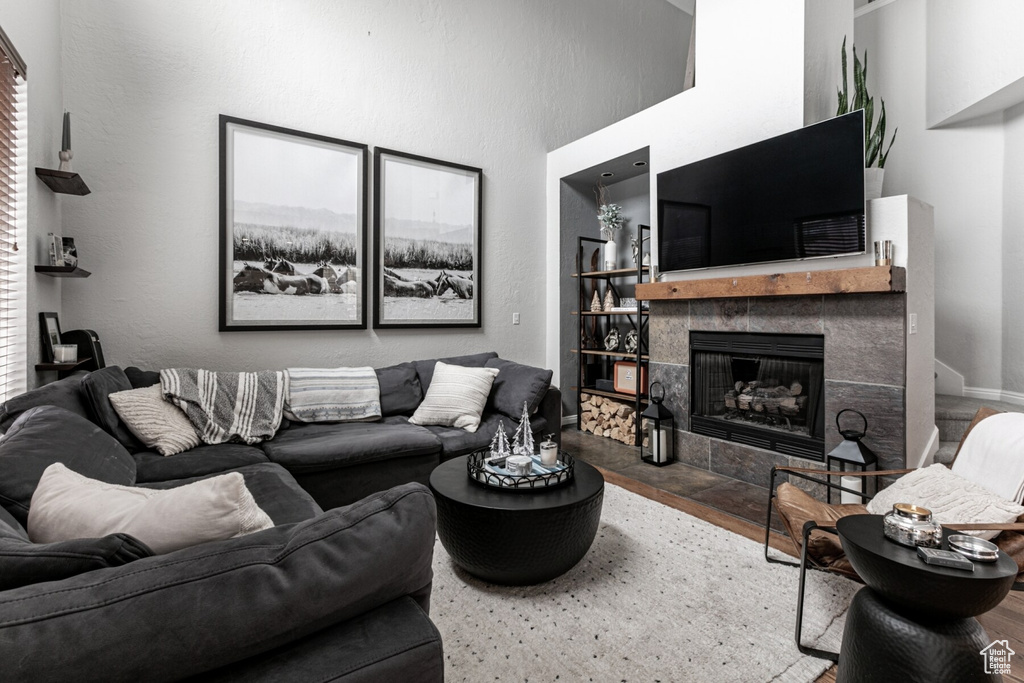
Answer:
[262,421,442,473]
[426,411,550,459]
[376,362,423,417]
[109,385,202,456]
[141,462,322,526]
[0,373,93,431]
[409,362,499,433]
[0,518,151,591]
[485,357,553,420]
[0,406,136,526]
[124,366,161,389]
[80,366,145,452]
[412,351,497,394]
[29,463,274,555]
[133,443,270,483]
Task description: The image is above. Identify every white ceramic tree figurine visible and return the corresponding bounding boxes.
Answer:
[512,402,535,455]
[490,420,511,456]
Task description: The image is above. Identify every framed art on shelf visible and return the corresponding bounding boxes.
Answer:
[219,115,369,331]
[39,312,62,362]
[373,147,481,329]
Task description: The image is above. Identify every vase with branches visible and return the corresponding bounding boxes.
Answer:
[595,183,625,240]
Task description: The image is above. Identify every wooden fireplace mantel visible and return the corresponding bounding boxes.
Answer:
[635,265,906,301]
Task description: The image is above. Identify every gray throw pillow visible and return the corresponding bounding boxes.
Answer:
[0,406,137,525]
[376,362,423,416]
[485,358,553,420]
[81,366,145,452]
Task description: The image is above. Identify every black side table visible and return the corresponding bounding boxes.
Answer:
[835,515,1017,683]
[429,455,604,585]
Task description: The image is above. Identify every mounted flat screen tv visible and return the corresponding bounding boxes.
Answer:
[657,111,865,273]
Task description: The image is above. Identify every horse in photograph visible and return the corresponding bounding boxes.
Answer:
[263,257,296,276]
[436,270,473,299]
[383,273,434,298]
[233,264,329,295]
[314,262,359,294]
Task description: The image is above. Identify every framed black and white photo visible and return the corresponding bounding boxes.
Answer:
[373,148,481,328]
[219,116,368,330]
[39,312,62,362]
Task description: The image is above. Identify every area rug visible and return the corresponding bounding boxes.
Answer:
[431,483,856,682]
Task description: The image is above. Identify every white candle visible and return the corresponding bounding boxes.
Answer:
[540,441,558,466]
[840,475,862,504]
[651,427,669,463]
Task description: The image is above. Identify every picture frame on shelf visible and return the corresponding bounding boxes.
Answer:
[219,115,368,331]
[373,147,482,329]
[39,312,62,363]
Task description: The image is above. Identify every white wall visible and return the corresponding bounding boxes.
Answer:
[56,0,688,372]
[546,0,851,380]
[926,1,1024,128]
[855,0,1007,393]
[0,0,64,386]
[1003,100,1024,396]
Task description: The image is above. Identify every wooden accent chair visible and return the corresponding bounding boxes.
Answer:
[764,407,1024,662]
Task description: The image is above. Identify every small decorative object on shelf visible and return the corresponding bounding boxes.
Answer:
[826,409,878,504]
[61,237,78,267]
[511,402,535,455]
[630,231,649,267]
[590,289,602,312]
[602,288,616,312]
[59,111,74,172]
[640,382,675,466]
[52,344,78,363]
[595,183,625,270]
[467,449,575,490]
[883,503,942,548]
[624,329,638,354]
[47,233,63,266]
[489,420,511,457]
[603,327,620,352]
[874,239,893,266]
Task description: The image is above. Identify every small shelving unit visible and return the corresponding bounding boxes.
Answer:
[34,168,90,196]
[571,226,650,446]
[35,265,91,278]
[35,357,92,380]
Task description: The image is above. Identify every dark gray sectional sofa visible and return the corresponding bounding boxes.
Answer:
[0,351,558,681]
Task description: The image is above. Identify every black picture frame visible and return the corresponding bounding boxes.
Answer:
[219,115,369,331]
[373,147,482,329]
[39,311,62,363]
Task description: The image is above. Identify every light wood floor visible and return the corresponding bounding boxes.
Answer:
[593,466,1024,683]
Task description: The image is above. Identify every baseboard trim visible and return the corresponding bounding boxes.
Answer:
[962,386,1024,407]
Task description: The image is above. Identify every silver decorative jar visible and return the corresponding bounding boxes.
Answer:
[882,503,942,548]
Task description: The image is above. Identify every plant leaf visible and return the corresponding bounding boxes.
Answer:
[880,127,898,168]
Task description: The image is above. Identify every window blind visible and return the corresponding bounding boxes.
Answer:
[0,47,27,401]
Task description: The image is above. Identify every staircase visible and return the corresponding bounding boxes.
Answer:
[934,394,1024,464]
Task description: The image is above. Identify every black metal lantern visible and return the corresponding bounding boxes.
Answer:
[826,409,878,504]
[640,382,674,466]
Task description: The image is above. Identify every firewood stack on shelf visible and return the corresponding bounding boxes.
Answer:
[579,392,636,445]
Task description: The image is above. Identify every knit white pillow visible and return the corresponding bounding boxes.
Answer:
[409,361,500,433]
[28,463,274,554]
[109,385,201,456]
[866,464,1024,540]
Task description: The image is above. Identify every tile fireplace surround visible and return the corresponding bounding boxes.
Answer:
[647,293,908,496]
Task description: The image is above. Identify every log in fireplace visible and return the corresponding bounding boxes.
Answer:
[690,331,825,460]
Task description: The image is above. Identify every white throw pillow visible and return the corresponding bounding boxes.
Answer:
[109,385,201,456]
[28,463,274,554]
[866,464,1024,540]
[408,361,500,433]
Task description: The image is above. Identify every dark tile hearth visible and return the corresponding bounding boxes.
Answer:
[562,427,784,533]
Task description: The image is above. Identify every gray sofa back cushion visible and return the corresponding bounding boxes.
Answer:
[485,358,553,420]
[80,366,145,452]
[0,373,93,432]
[124,366,161,389]
[412,352,498,395]
[0,406,137,525]
[375,362,422,417]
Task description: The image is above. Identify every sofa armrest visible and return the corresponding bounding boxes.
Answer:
[0,482,437,683]
[538,385,562,447]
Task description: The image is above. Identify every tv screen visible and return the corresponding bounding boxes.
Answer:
[657,111,865,274]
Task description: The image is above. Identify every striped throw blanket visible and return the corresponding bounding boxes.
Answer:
[284,367,381,423]
[160,368,288,445]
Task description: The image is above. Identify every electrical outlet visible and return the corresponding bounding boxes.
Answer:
[513,312,520,325]
[908,313,917,335]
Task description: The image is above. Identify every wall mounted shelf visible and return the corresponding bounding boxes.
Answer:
[35,265,91,278]
[34,168,90,195]
[35,357,92,373]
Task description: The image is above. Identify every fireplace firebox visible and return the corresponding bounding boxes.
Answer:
[690,331,825,459]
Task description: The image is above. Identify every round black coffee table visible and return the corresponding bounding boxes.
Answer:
[429,454,604,585]
[835,515,1018,683]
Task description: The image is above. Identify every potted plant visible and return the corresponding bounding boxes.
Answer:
[595,184,625,270]
[836,36,897,200]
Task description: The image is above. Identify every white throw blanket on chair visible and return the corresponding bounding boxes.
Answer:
[952,411,1024,504]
